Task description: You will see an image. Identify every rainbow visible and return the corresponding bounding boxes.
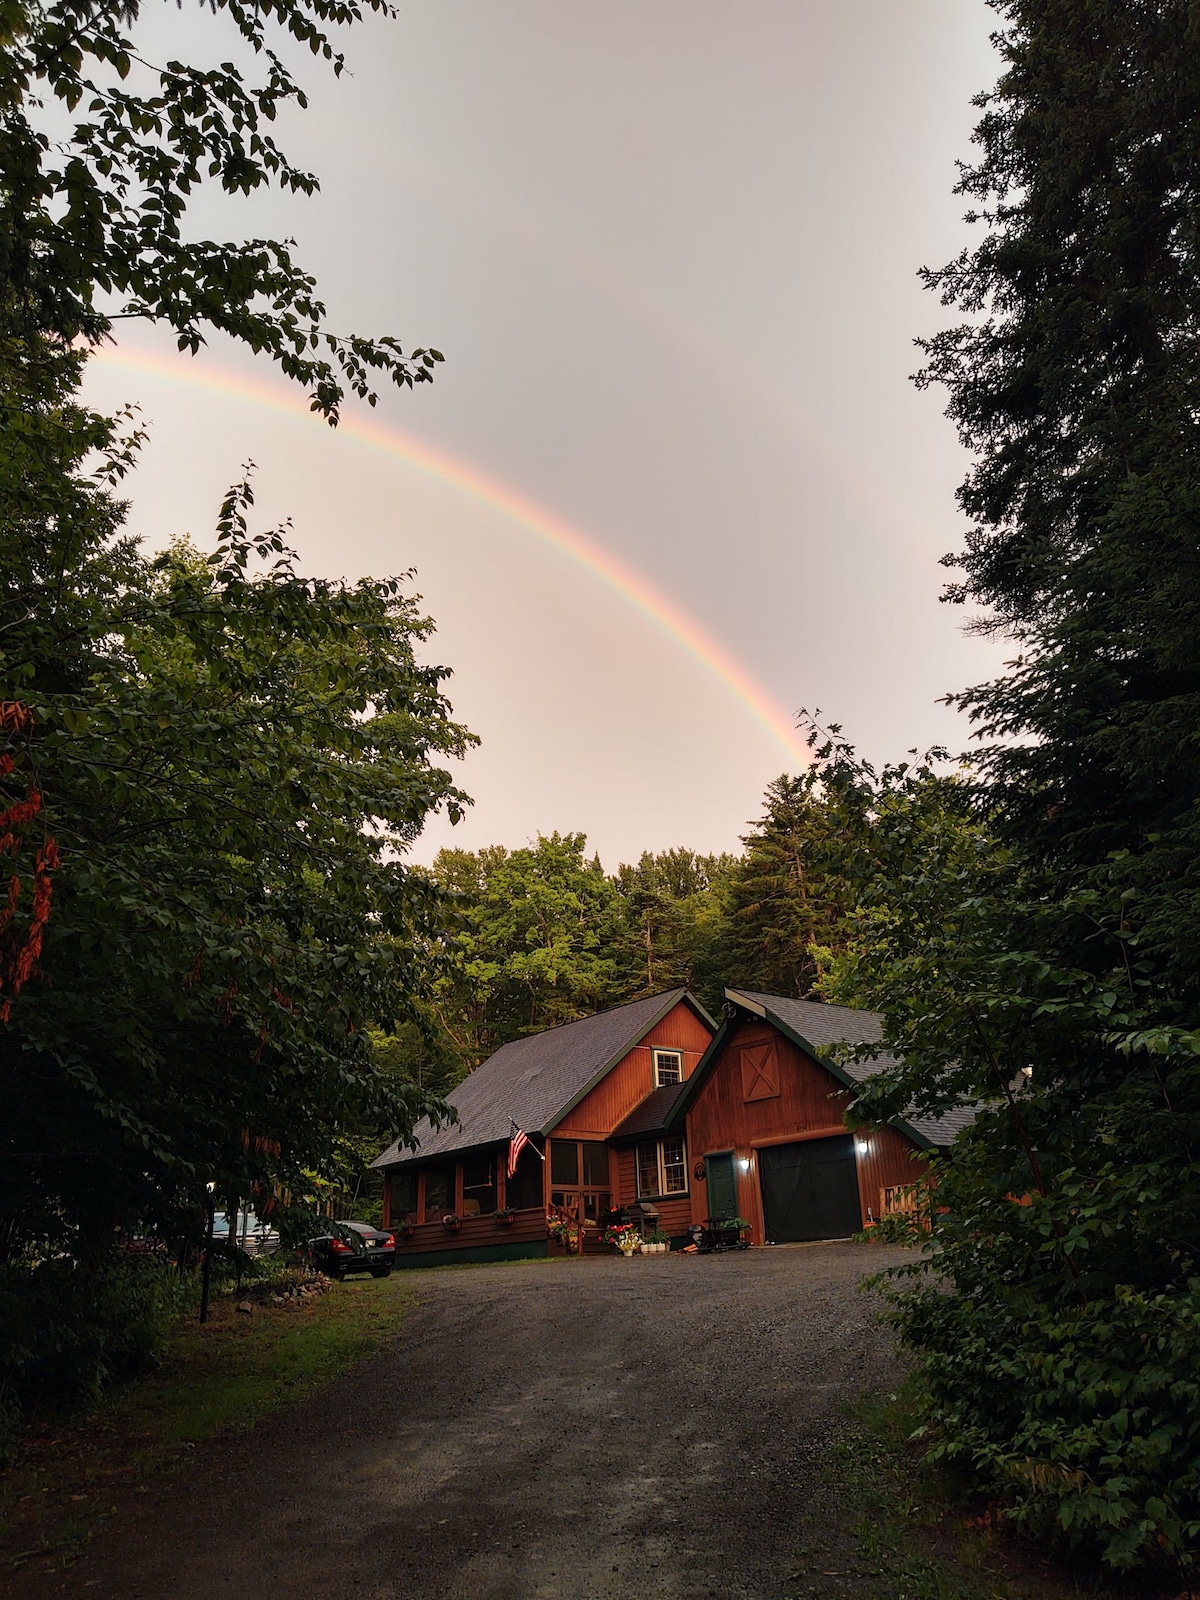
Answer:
[90,344,809,764]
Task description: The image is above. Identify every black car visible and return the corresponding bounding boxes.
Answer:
[305,1221,395,1280]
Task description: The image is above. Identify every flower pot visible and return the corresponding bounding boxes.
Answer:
[495,1211,515,1227]
[401,1225,416,1240]
[442,1215,462,1233]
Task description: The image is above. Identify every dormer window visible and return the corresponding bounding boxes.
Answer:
[652,1048,683,1087]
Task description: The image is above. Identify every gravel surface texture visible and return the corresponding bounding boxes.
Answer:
[13,1242,911,1600]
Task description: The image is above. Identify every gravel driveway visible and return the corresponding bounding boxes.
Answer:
[18,1243,910,1600]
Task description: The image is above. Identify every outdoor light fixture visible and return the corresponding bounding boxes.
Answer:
[855,1140,870,1157]
[739,1157,750,1171]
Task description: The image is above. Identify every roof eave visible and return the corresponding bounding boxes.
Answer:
[375,1132,514,1173]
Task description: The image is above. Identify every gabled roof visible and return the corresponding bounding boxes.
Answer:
[372,988,716,1171]
[667,988,976,1151]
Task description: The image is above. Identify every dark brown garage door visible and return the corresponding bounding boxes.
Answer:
[758,1136,862,1242]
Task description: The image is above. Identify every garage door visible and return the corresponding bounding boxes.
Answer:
[758,1136,861,1242]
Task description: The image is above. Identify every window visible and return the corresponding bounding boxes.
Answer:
[582,1142,610,1187]
[636,1137,689,1197]
[391,1171,418,1222]
[661,1137,687,1194]
[422,1164,454,1222]
[652,1049,683,1087]
[550,1139,579,1186]
[461,1152,497,1217]
[505,1144,543,1210]
[636,1144,659,1197]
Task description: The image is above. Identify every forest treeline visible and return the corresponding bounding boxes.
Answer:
[376,772,857,1094]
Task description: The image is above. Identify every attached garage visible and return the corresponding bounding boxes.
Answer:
[667,989,973,1246]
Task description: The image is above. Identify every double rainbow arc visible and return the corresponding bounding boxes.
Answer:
[91,345,808,765]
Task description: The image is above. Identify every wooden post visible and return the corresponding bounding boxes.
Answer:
[199,1191,215,1323]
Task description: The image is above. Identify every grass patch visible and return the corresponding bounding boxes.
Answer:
[789,1384,1154,1600]
[0,1271,415,1576]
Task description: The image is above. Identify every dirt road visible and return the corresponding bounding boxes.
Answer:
[15,1243,910,1600]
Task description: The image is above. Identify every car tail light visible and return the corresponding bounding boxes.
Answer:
[330,1239,352,1254]
[383,1234,395,1248]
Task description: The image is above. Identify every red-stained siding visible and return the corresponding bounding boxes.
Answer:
[550,1004,714,1140]
[684,1018,928,1244]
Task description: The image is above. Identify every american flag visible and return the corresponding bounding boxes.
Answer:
[507,1121,543,1178]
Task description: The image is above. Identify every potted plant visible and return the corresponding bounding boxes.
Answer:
[602,1222,640,1257]
[547,1215,580,1249]
[441,1212,462,1232]
[701,1216,751,1251]
[494,1207,516,1227]
[645,1229,671,1254]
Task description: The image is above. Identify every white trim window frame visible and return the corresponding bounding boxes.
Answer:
[651,1048,684,1087]
[635,1135,689,1198]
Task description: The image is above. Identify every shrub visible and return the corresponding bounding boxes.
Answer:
[0,1253,194,1462]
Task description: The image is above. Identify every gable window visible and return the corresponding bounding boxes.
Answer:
[636,1136,689,1197]
[652,1049,684,1087]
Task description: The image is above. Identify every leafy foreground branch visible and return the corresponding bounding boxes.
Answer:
[806,722,1200,1581]
[0,338,473,1450]
[2,0,443,417]
[799,0,1200,1580]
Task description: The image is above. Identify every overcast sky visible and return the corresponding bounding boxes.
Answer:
[85,1,1006,868]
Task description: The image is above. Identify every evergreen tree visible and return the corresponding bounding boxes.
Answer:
[924,0,1200,986]
[712,774,853,1001]
[825,3,1200,1573]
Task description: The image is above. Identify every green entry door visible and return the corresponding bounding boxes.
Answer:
[705,1152,737,1220]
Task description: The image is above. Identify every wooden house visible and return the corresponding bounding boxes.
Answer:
[372,985,973,1264]
[372,989,716,1267]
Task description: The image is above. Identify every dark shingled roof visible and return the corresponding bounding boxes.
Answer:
[608,1079,690,1143]
[674,990,976,1150]
[372,989,711,1170]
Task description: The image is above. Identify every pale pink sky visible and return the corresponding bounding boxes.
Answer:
[84,1,1006,867]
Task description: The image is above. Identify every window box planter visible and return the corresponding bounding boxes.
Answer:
[494,1208,516,1227]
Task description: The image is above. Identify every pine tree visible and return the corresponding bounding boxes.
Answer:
[924,0,1200,994]
[713,774,852,1000]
